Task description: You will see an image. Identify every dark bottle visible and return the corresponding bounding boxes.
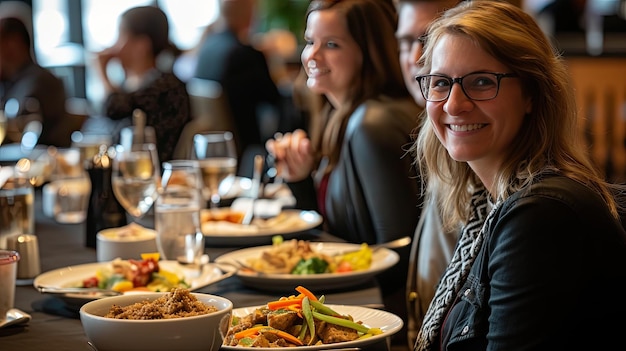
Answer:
[85,145,127,248]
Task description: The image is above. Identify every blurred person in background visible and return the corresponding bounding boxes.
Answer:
[95,5,190,163]
[265,1,421,346]
[394,0,463,348]
[194,0,282,176]
[0,16,69,147]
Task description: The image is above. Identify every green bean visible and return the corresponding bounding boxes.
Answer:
[302,297,316,344]
[297,323,307,341]
[310,299,339,316]
[311,311,383,335]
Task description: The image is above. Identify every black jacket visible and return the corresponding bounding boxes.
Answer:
[288,96,422,341]
[440,175,626,351]
[289,96,422,246]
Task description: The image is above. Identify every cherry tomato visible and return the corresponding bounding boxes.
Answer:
[83,276,99,288]
[129,258,159,287]
[335,261,353,273]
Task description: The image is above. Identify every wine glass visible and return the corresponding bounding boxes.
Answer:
[192,131,237,209]
[111,143,160,221]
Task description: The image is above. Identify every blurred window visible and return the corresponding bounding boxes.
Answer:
[31,0,218,103]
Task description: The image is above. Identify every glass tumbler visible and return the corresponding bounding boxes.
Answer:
[155,160,204,264]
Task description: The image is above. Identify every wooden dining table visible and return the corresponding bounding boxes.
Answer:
[0,188,393,351]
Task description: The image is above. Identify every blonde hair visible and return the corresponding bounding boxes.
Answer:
[414,0,621,229]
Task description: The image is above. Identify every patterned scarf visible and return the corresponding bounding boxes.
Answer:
[414,186,499,351]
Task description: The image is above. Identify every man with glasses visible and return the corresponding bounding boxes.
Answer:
[394,0,463,349]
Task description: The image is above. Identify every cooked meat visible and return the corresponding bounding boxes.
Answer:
[317,318,359,343]
[267,310,300,331]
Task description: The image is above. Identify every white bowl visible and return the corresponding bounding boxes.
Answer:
[80,291,232,351]
[96,223,158,262]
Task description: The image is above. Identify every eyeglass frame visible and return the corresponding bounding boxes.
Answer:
[415,71,518,102]
[397,34,428,53]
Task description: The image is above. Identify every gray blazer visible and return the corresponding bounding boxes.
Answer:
[406,194,460,348]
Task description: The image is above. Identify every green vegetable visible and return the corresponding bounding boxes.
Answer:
[302,297,315,344]
[297,322,308,341]
[311,311,382,335]
[310,299,340,316]
[239,337,256,346]
[272,235,284,246]
[291,257,329,274]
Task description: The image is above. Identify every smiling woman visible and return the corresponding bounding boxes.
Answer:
[412,2,626,351]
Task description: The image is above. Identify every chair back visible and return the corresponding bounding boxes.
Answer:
[173,78,237,159]
[566,57,626,182]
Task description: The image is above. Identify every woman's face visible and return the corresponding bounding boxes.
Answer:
[426,34,531,181]
[112,26,151,69]
[301,9,362,106]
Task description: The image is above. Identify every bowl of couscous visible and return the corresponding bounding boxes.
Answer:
[79,288,232,351]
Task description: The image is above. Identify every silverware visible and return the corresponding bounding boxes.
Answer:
[370,236,412,251]
[334,236,412,256]
[241,154,264,225]
[0,308,31,329]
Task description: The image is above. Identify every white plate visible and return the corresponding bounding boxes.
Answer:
[222,304,403,350]
[33,260,223,306]
[202,210,323,246]
[214,242,399,291]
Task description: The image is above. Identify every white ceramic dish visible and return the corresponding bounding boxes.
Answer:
[222,304,403,351]
[96,223,158,262]
[81,292,232,351]
[33,260,223,307]
[214,242,399,291]
[202,210,323,246]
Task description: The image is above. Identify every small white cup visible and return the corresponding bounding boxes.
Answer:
[0,250,20,323]
[5,234,40,282]
[96,224,158,262]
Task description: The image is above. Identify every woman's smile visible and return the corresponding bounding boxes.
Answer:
[447,123,487,132]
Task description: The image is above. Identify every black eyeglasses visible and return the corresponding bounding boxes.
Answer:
[415,72,518,102]
[397,34,427,53]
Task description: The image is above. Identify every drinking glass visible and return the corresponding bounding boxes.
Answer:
[0,111,6,145]
[0,171,34,249]
[192,131,237,209]
[111,144,160,221]
[119,125,157,152]
[155,160,204,264]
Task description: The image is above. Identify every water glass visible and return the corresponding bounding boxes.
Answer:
[53,172,91,224]
[0,173,34,249]
[0,250,20,323]
[155,160,204,264]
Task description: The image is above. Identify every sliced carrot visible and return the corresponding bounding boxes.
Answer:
[234,325,267,339]
[234,326,304,346]
[267,297,303,310]
[295,285,318,301]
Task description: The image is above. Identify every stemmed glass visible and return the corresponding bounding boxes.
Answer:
[111,143,161,222]
[192,131,237,209]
